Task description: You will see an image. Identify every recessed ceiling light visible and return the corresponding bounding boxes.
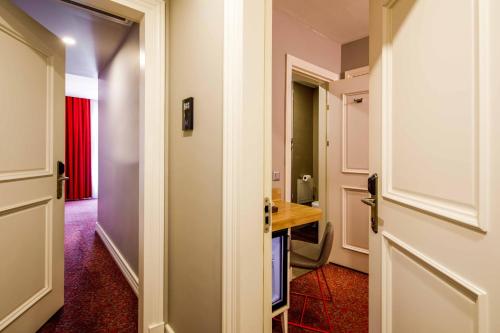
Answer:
[62,36,76,46]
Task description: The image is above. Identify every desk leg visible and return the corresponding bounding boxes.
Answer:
[280,310,288,333]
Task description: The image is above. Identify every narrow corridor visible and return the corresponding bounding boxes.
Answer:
[38,200,137,332]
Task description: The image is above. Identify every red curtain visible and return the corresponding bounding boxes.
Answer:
[65,96,92,200]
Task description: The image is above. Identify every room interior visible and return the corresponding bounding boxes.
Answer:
[11,0,140,330]
[271,0,370,332]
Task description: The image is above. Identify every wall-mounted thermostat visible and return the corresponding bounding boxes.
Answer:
[182,97,194,131]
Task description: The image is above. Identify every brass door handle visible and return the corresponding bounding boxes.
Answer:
[361,197,376,207]
[57,176,69,199]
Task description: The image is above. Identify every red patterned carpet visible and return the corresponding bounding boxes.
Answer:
[273,264,368,333]
[38,199,138,333]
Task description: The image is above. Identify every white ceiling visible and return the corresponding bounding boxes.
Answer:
[13,0,134,78]
[274,0,369,44]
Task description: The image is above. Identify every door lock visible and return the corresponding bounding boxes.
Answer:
[361,174,378,233]
[57,161,69,199]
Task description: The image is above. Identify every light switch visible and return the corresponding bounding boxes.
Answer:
[272,171,280,181]
[182,97,194,131]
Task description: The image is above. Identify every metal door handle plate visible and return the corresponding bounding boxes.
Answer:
[361,173,379,233]
[361,197,376,207]
[57,176,69,199]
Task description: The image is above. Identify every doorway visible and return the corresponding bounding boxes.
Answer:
[270,2,370,332]
[0,0,165,331]
[12,0,140,330]
[284,60,334,271]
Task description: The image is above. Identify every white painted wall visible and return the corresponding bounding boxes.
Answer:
[65,73,98,100]
[98,25,139,275]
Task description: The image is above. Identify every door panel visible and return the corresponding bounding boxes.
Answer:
[0,1,65,332]
[383,233,485,333]
[343,91,369,173]
[381,0,487,230]
[0,28,52,179]
[370,0,497,332]
[0,201,50,314]
[329,75,370,273]
[343,187,369,253]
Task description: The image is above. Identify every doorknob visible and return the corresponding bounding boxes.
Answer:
[361,174,378,233]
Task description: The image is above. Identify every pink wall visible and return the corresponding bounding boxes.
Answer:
[273,9,341,195]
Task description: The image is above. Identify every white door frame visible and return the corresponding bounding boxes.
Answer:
[222,0,272,332]
[284,54,339,202]
[78,1,166,332]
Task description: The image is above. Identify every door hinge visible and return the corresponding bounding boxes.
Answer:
[264,197,272,233]
[326,140,330,147]
[326,104,331,111]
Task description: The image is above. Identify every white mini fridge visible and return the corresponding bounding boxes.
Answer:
[272,229,288,311]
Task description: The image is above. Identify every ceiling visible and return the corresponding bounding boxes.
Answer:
[13,0,134,78]
[274,0,369,44]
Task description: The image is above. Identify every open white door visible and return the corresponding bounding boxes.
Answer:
[370,0,499,332]
[0,2,65,332]
[329,75,370,273]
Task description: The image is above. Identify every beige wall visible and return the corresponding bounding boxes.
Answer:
[98,25,140,274]
[167,0,223,332]
[341,36,369,77]
[273,9,341,196]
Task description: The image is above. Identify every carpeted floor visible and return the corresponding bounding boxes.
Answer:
[38,199,138,333]
[273,264,368,333]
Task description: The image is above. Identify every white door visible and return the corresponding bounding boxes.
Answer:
[329,75,370,273]
[370,0,499,332]
[0,2,65,332]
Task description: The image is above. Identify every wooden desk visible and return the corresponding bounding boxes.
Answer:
[272,200,322,232]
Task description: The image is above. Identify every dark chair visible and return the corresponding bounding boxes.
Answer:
[290,222,334,269]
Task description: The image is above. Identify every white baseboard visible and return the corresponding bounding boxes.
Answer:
[147,322,165,333]
[95,222,139,295]
[165,324,175,333]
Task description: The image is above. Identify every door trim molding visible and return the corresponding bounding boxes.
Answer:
[341,186,369,255]
[222,0,243,331]
[0,23,54,182]
[344,66,369,79]
[381,0,491,231]
[284,54,339,202]
[165,323,176,333]
[341,90,370,175]
[79,1,166,331]
[0,198,53,331]
[381,231,488,333]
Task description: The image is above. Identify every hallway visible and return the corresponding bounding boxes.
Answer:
[38,200,137,332]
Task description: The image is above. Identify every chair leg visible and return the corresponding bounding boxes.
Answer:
[280,310,288,333]
[316,267,333,332]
